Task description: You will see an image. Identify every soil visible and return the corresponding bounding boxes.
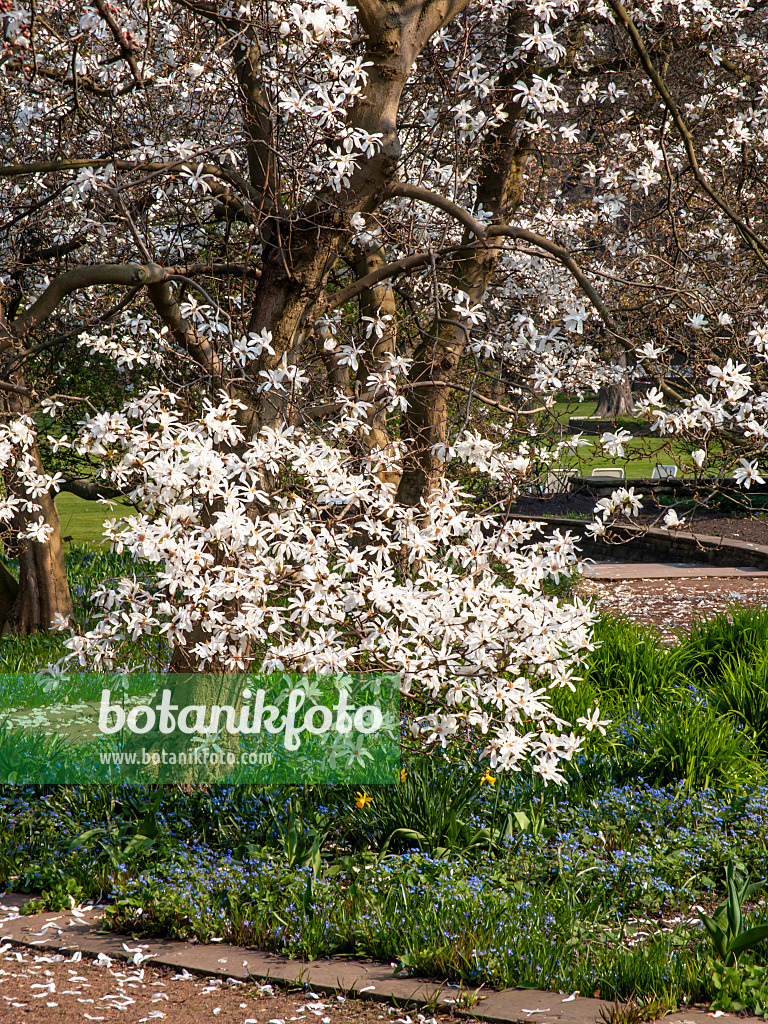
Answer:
[0,943,428,1024]
[508,494,768,546]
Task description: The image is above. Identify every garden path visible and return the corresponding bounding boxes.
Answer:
[0,900,759,1024]
[580,565,768,642]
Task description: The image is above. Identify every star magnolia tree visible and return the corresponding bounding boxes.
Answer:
[2,0,768,770]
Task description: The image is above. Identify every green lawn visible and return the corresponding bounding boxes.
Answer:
[55,493,130,548]
[559,435,695,479]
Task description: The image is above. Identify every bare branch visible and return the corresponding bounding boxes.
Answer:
[0,380,33,397]
[382,183,487,243]
[170,262,261,279]
[0,157,116,178]
[606,0,768,268]
[92,0,145,87]
[302,380,546,423]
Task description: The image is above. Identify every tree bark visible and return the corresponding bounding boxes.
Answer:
[1,437,73,634]
[0,316,73,634]
[594,381,635,418]
[354,243,402,488]
[396,9,535,506]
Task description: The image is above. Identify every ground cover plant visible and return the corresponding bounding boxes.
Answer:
[3,555,768,1013]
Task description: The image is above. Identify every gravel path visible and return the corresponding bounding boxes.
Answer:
[0,943,428,1024]
[580,575,768,641]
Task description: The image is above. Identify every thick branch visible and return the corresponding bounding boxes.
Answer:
[383,183,487,243]
[324,246,462,311]
[58,479,124,501]
[17,235,88,265]
[352,0,386,35]
[146,279,225,378]
[7,263,168,342]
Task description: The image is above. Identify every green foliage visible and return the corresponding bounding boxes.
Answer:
[700,861,768,965]
[707,654,768,752]
[675,603,768,686]
[708,961,768,1018]
[247,796,324,873]
[339,756,502,856]
[6,588,768,1009]
[569,615,684,711]
[629,702,765,793]
[21,875,85,914]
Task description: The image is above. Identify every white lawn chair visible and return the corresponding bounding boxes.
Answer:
[590,467,625,480]
[545,469,577,494]
[651,465,677,480]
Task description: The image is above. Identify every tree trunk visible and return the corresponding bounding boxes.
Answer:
[354,243,402,488]
[0,357,73,634]
[397,9,535,506]
[594,381,635,418]
[1,439,73,634]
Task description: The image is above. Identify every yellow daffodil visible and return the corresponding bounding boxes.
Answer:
[354,791,372,809]
[400,768,407,783]
[481,771,496,785]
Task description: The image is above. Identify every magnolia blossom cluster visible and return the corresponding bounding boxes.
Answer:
[634,373,768,485]
[0,419,62,543]
[585,362,768,536]
[51,389,604,782]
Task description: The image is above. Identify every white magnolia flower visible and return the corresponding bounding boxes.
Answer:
[661,509,685,530]
[734,458,765,489]
[686,313,710,330]
[600,429,633,458]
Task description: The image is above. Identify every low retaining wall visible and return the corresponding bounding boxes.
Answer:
[530,515,768,570]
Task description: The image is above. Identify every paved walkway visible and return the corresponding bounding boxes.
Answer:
[0,898,757,1024]
[582,561,768,580]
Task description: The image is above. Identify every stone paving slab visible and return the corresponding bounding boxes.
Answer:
[0,902,758,1024]
[582,561,768,580]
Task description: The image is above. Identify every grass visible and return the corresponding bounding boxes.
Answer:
[556,435,697,479]
[54,493,130,548]
[4,556,768,1010]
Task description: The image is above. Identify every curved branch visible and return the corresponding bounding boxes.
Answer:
[58,479,124,501]
[0,157,276,215]
[146,279,225,378]
[323,245,464,311]
[486,225,633,347]
[382,183,487,243]
[8,263,168,341]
